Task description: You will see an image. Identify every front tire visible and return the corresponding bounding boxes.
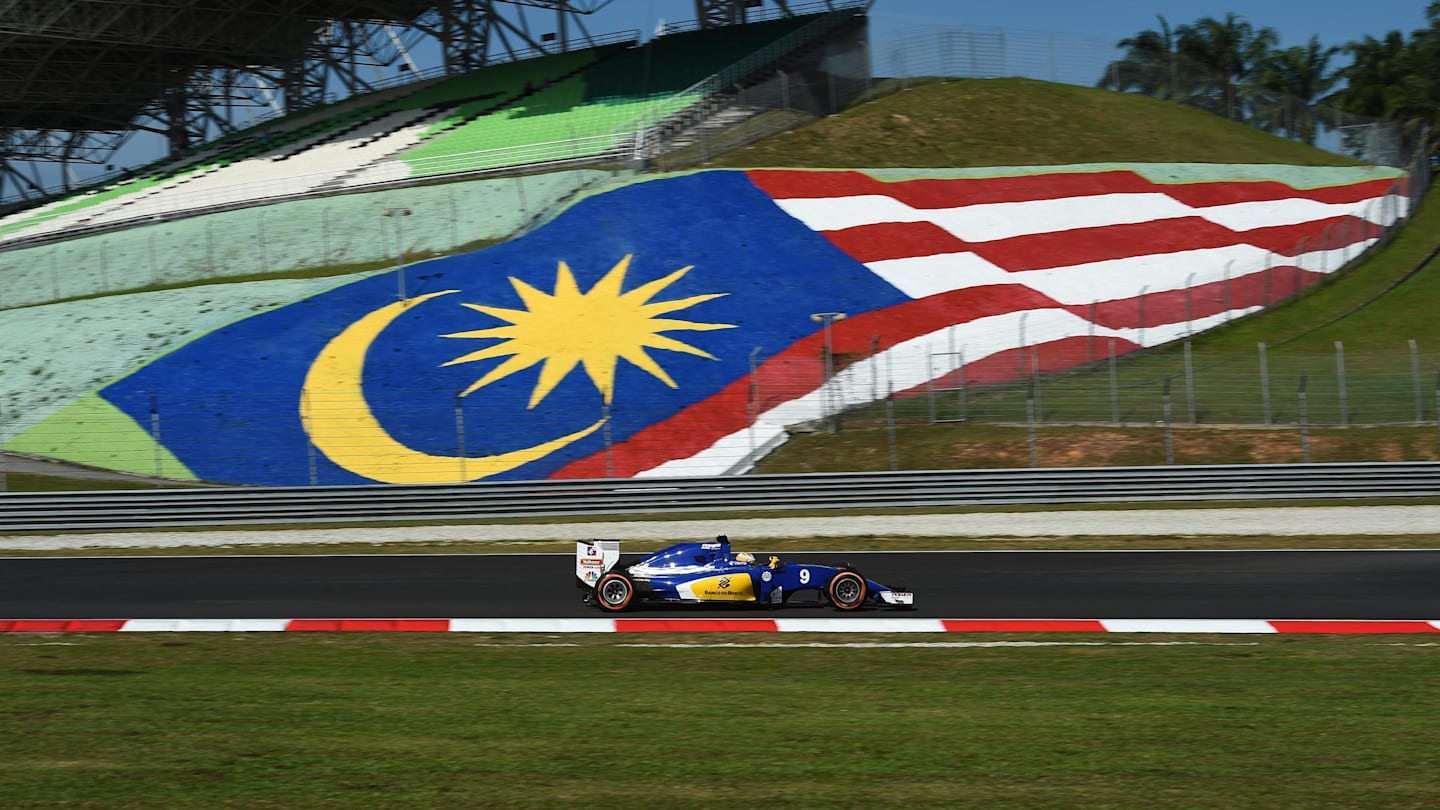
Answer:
[827,570,868,611]
[594,571,636,612]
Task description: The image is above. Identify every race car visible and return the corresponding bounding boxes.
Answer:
[576,535,914,612]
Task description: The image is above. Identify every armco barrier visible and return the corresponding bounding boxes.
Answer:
[3,461,1440,532]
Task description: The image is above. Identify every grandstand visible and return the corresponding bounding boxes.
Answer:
[0,2,871,252]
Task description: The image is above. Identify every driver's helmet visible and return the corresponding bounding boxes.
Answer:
[734,551,756,564]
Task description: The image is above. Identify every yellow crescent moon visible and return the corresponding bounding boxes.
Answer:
[300,290,606,484]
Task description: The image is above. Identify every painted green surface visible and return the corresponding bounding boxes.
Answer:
[6,393,194,481]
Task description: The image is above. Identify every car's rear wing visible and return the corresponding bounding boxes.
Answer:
[576,540,620,588]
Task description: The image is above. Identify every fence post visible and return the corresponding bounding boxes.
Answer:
[925,353,937,425]
[886,352,898,471]
[1434,372,1440,457]
[149,393,164,485]
[747,346,762,462]
[869,336,881,404]
[1109,339,1120,424]
[1162,376,1174,465]
[1017,311,1028,379]
[1410,339,1423,424]
[1184,272,1195,335]
[603,402,614,478]
[1298,373,1310,463]
[1259,342,1272,425]
[1335,341,1348,427]
[1026,379,1038,468]
[958,347,968,423]
[454,392,468,481]
[1031,345,1042,424]
[1184,340,1196,424]
[1137,285,1147,347]
[1087,300,1097,364]
[1223,260,1233,321]
[303,392,319,486]
[811,311,844,434]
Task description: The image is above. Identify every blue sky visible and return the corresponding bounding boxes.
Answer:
[595,0,1432,50]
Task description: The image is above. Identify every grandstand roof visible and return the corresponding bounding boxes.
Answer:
[0,0,436,131]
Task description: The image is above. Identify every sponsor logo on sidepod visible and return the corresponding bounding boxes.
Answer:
[691,574,753,601]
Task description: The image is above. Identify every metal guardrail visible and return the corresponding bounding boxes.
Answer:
[3,462,1439,532]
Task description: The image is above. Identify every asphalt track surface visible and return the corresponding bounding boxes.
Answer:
[2,550,1437,620]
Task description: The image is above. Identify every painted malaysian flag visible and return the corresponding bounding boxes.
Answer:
[92,167,1405,486]
[559,167,1408,478]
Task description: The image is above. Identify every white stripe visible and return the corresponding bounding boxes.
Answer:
[1100,619,1279,634]
[448,618,616,633]
[776,191,1401,244]
[865,239,1377,304]
[1196,195,1406,230]
[776,192,1197,241]
[775,618,947,632]
[120,619,290,632]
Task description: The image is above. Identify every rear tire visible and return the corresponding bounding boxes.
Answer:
[594,571,636,612]
[827,570,868,611]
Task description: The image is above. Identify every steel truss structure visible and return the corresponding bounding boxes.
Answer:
[0,0,852,206]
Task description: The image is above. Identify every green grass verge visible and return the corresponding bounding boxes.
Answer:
[759,422,1440,472]
[0,634,1436,808]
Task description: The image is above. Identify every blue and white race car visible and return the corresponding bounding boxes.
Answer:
[576,535,914,612]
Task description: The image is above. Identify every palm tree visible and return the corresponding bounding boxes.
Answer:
[1330,31,1418,119]
[1329,15,1439,161]
[1253,37,1339,144]
[1175,13,1279,121]
[1098,16,1185,100]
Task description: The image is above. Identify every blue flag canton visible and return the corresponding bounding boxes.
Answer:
[100,171,910,485]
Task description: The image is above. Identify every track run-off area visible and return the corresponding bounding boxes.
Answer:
[2,548,1438,634]
[4,505,1439,633]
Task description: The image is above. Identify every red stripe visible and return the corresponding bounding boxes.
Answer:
[824,214,1375,273]
[1088,267,1325,328]
[750,169,1163,205]
[0,619,127,632]
[942,619,1108,632]
[615,619,779,632]
[1268,620,1440,634]
[824,221,967,263]
[748,169,1401,208]
[284,619,451,632]
[1164,177,1400,207]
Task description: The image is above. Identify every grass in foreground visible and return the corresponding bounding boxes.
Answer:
[0,633,1436,808]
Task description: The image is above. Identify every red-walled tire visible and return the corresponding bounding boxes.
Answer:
[594,571,636,612]
[827,570,868,611]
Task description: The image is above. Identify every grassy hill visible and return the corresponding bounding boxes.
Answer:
[712,77,1362,168]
